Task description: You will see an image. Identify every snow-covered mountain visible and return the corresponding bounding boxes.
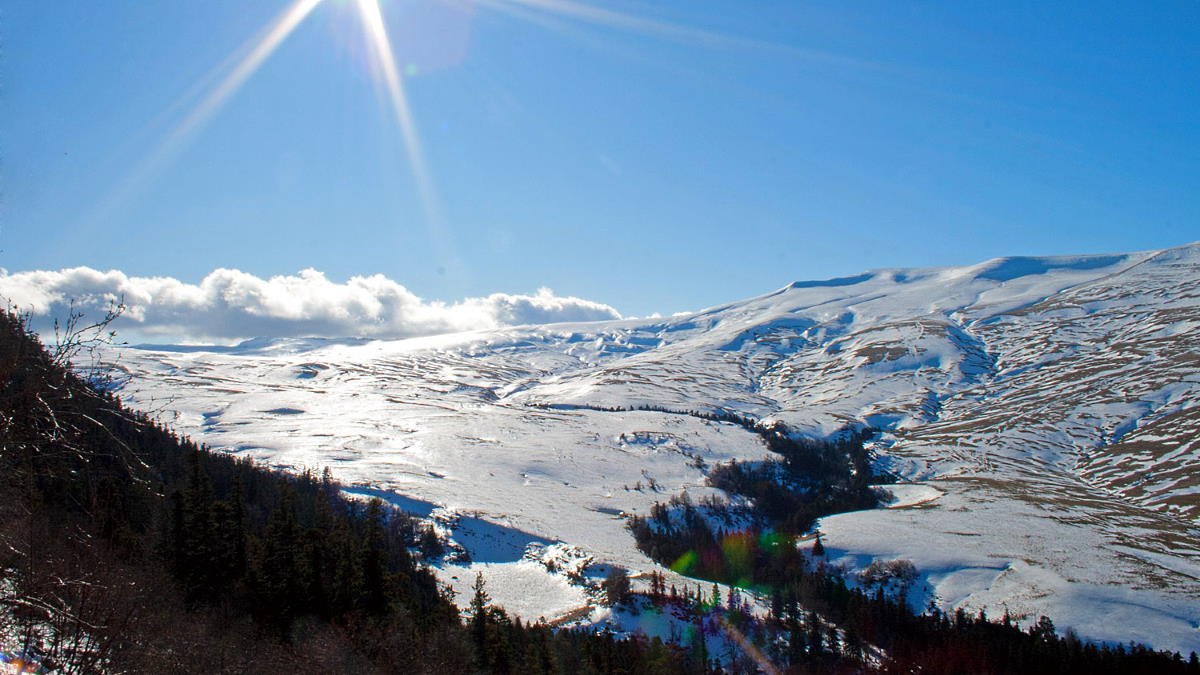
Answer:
[107,241,1200,653]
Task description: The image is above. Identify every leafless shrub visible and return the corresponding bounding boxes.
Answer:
[859,558,919,593]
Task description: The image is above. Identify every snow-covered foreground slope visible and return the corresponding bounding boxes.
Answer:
[106,242,1200,653]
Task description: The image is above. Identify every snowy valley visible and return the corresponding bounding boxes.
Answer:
[106,241,1200,655]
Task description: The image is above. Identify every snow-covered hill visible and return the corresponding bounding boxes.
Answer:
[106,242,1200,653]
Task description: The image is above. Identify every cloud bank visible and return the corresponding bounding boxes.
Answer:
[0,267,622,343]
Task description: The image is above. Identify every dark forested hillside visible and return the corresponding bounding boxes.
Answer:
[0,310,700,673]
[626,430,1200,674]
[6,303,1197,674]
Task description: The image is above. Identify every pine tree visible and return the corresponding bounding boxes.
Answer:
[786,617,806,666]
[180,450,225,603]
[807,610,823,657]
[470,572,492,666]
[328,516,363,616]
[602,567,631,606]
[360,498,390,616]
[260,487,303,631]
[486,606,516,673]
[229,473,247,575]
[770,588,784,623]
[689,618,708,668]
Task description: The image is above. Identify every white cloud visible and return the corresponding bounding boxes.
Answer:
[0,267,622,343]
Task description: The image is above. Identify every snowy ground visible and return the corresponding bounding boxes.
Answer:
[104,242,1200,654]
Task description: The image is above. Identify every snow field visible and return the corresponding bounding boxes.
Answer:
[106,241,1200,653]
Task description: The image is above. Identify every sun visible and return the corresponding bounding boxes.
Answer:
[106,0,748,266]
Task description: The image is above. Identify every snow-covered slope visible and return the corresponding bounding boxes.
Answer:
[106,242,1200,653]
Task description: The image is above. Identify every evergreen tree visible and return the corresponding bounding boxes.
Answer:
[360,498,390,616]
[470,572,492,666]
[603,566,632,606]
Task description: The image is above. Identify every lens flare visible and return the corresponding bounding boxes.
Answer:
[670,549,698,574]
[0,650,45,674]
[718,614,782,675]
[661,529,803,671]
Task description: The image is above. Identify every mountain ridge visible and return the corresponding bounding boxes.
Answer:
[107,240,1200,653]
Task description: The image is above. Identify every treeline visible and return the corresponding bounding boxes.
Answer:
[548,402,884,532]
[465,572,689,674]
[622,563,1200,675]
[709,427,881,532]
[0,308,704,673]
[624,421,1199,673]
[533,402,759,431]
[162,456,452,636]
[628,428,883,580]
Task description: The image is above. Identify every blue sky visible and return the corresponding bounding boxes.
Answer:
[4,0,1198,325]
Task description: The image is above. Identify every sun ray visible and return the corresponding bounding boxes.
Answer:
[475,0,764,50]
[84,0,325,230]
[76,0,863,273]
[354,0,463,281]
[466,0,709,80]
[166,0,326,150]
[354,0,440,226]
[470,0,879,71]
